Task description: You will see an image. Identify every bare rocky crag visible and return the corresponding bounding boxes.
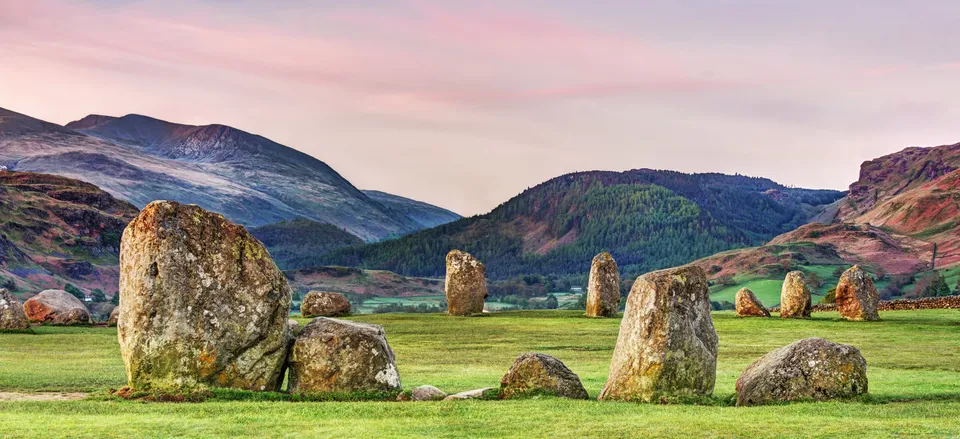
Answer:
[444,250,488,316]
[300,291,351,318]
[118,201,291,392]
[287,317,401,394]
[500,353,588,400]
[0,288,29,329]
[835,265,880,321]
[735,288,770,318]
[736,337,868,406]
[585,252,620,317]
[599,265,718,402]
[23,289,90,326]
[779,271,811,318]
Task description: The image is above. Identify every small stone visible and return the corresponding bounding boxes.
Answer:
[300,291,351,317]
[500,353,588,399]
[23,290,90,325]
[735,288,770,317]
[443,387,496,401]
[87,303,116,323]
[287,317,401,394]
[585,252,620,317]
[736,337,868,406]
[835,265,880,321]
[409,385,447,401]
[107,307,120,327]
[599,265,718,402]
[444,250,488,316]
[0,289,30,330]
[780,271,812,318]
[287,319,300,335]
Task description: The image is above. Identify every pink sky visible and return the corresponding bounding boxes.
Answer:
[2,0,960,215]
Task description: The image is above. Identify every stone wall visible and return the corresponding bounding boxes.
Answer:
[774,296,960,313]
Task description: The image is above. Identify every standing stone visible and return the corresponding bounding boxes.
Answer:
[735,288,770,317]
[500,353,588,399]
[107,307,120,327]
[118,201,291,392]
[300,291,351,317]
[23,290,91,325]
[599,265,718,402]
[287,318,401,394]
[779,271,812,319]
[444,250,488,316]
[585,252,620,317]
[835,266,880,321]
[0,289,30,330]
[736,337,868,406]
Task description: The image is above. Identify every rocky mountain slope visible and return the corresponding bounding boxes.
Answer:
[249,218,364,270]
[696,141,960,287]
[0,171,139,299]
[362,190,461,230]
[0,107,456,242]
[321,170,845,279]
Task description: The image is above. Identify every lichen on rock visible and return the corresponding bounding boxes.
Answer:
[780,271,812,319]
[735,288,770,317]
[300,291,351,317]
[585,252,620,317]
[23,289,90,326]
[500,353,588,399]
[0,289,30,330]
[444,250,487,316]
[117,200,291,393]
[598,265,718,402]
[836,265,880,321]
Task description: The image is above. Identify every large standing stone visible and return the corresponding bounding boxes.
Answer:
[0,289,30,330]
[500,353,588,399]
[585,252,620,317]
[300,291,351,317]
[736,337,868,406]
[598,265,718,402]
[444,250,488,316]
[23,289,90,325]
[118,201,291,392]
[779,271,811,319]
[287,317,401,394]
[735,288,770,317]
[836,265,880,321]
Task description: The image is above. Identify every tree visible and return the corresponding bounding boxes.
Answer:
[90,289,107,303]
[806,272,823,289]
[110,292,120,306]
[820,287,837,305]
[545,295,559,310]
[64,284,85,301]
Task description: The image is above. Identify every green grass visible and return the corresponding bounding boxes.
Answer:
[2,310,960,437]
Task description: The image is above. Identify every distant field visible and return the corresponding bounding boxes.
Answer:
[2,310,960,437]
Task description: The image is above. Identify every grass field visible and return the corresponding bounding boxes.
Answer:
[2,310,960,438]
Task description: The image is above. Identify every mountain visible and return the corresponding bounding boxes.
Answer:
[696,141,960,304]
[362,190,461,229]
[321,170,845,279]
[0,107,455,241]
[0,171,139,299]
[249,218,364,270]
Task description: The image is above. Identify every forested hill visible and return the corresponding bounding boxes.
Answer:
[319,170,845,279]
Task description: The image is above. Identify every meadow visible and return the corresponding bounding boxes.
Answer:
[2,310,960,438]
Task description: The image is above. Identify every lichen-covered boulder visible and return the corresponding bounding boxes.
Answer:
[598,265,718,402]
[735,288,770,317]
[118,201,291,392]
[780,271,811,319]
[585,252,620,317]
[23,289,90,325]
[107,306,120,327]
[500,353,588,399]
[409,385,447,401]
[300,291,351,317]
[736,337,868,406]
[836,265,880,321]
[287,319,300,335]
[0,289,30,330]
[287,317,401,394]
[87,303,117,323]
[444,250,488,316]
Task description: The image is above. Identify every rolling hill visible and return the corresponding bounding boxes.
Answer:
[0,171,139,299]
[362,190,461,230]
[0,107,457,242]
[320,170,845,279]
